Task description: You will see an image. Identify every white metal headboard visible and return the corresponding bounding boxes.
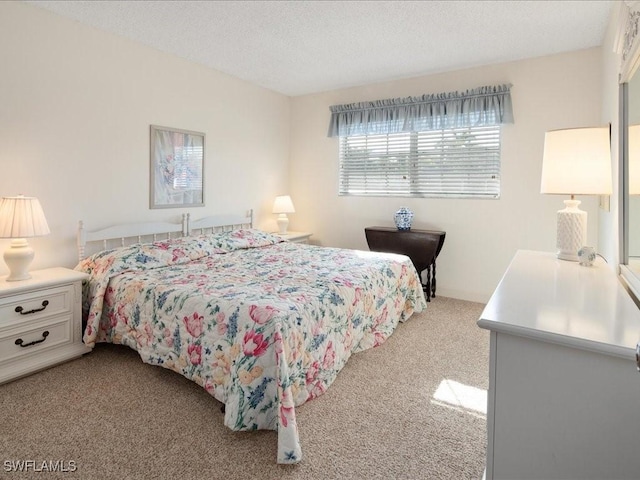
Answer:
[77,216,187,261]
[186,209,253,236]
[77,210,254,261]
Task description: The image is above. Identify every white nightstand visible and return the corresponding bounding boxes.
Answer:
[277,231,312,244]
[0,267,91,384]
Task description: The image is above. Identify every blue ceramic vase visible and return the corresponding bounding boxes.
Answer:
[394,207,414,231]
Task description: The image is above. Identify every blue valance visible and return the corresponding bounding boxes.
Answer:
[327,84,513,137]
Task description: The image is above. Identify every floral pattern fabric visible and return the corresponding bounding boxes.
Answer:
[76,229,427,463]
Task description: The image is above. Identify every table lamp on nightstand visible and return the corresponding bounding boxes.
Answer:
[272,195,295,234]
[540,126,612,261]
[0,195,50,281]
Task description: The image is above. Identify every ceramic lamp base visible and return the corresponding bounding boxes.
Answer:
[556,199,587,262]
[277,214,289,234]
[4,238,34,281]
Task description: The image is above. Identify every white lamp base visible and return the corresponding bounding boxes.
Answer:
[277,214,289,235]
[4,238,35,281]
[556,199,587,262]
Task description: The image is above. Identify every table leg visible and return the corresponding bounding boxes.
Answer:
[424,266,431,302]
[431,260,437,299]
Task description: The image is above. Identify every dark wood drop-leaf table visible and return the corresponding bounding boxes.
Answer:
[364,227,446,302]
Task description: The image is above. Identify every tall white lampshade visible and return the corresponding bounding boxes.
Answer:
[541,127,612,261]
[0,195,51,281]
[272,195,295,234]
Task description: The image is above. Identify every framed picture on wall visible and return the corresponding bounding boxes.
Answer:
[150,125,205,209]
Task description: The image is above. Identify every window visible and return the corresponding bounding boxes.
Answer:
[172,145,204,191]
[339,124,501,198]
[327,84,512,199]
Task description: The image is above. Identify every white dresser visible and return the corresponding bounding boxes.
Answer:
[478,250,640,479]
[0,267,90,384]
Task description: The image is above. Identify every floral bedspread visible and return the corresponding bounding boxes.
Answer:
[76,229,426,463]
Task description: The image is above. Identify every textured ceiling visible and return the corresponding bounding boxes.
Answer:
[27,0,614,97]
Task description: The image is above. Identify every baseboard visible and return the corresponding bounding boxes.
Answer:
[434,287,490,304]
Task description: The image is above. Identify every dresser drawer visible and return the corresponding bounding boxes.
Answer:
[0,315,73,364]
[0,285,73,327]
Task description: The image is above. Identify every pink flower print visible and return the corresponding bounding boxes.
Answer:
[353,287,363,306]
[375,306,388,327]
[249,305,277,325]
[374,330,387,347]
[216,322,228,336]
[171,248,186,262]
[163,328,174,348]
[305,361,320,385]
[344,329,353,351]
[114,303,128,326]
[108,311,118,328]
[184,312,204,338]
[280,405,294,428]
[312,319,324,337]
[279,386,295,428]
[273,331,284,362]
[394,294,403,310]
[322,341,336,369]
[155,241,170,251]
[333,275,353,287]
[188,343,202,365]
[204,379,215,394]
[95,256,115,275]
[242,330,269,357]
[215,312,227,336]
[136,323,153,347]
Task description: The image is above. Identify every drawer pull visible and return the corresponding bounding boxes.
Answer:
[15,300,49,315]
[15,331,49,348]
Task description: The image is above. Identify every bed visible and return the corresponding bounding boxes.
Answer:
[75,212,427,463]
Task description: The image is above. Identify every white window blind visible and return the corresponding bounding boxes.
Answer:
[339,124,501,198]
[172,145,204,191]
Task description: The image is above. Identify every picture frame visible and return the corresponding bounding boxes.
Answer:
[150,125,205,209]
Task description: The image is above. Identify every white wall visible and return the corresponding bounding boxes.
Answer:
[0,1,608,303]
[0,1,291,275]
[290,49,603,302]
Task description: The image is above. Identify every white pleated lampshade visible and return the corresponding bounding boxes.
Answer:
[540,127,612,195]
[272,195,295,214]
[0,195,51,239]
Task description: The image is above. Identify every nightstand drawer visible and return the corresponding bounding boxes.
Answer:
[0,268,89,384]
[0,285,73,327]
[0,315,73,364]
[276,231,312,244]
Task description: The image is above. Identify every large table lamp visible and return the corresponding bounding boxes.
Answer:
[540,127,612,261]
[272,195,295,234]
[0,195,51,281]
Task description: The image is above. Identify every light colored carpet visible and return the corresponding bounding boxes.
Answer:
[0,296,489,480]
